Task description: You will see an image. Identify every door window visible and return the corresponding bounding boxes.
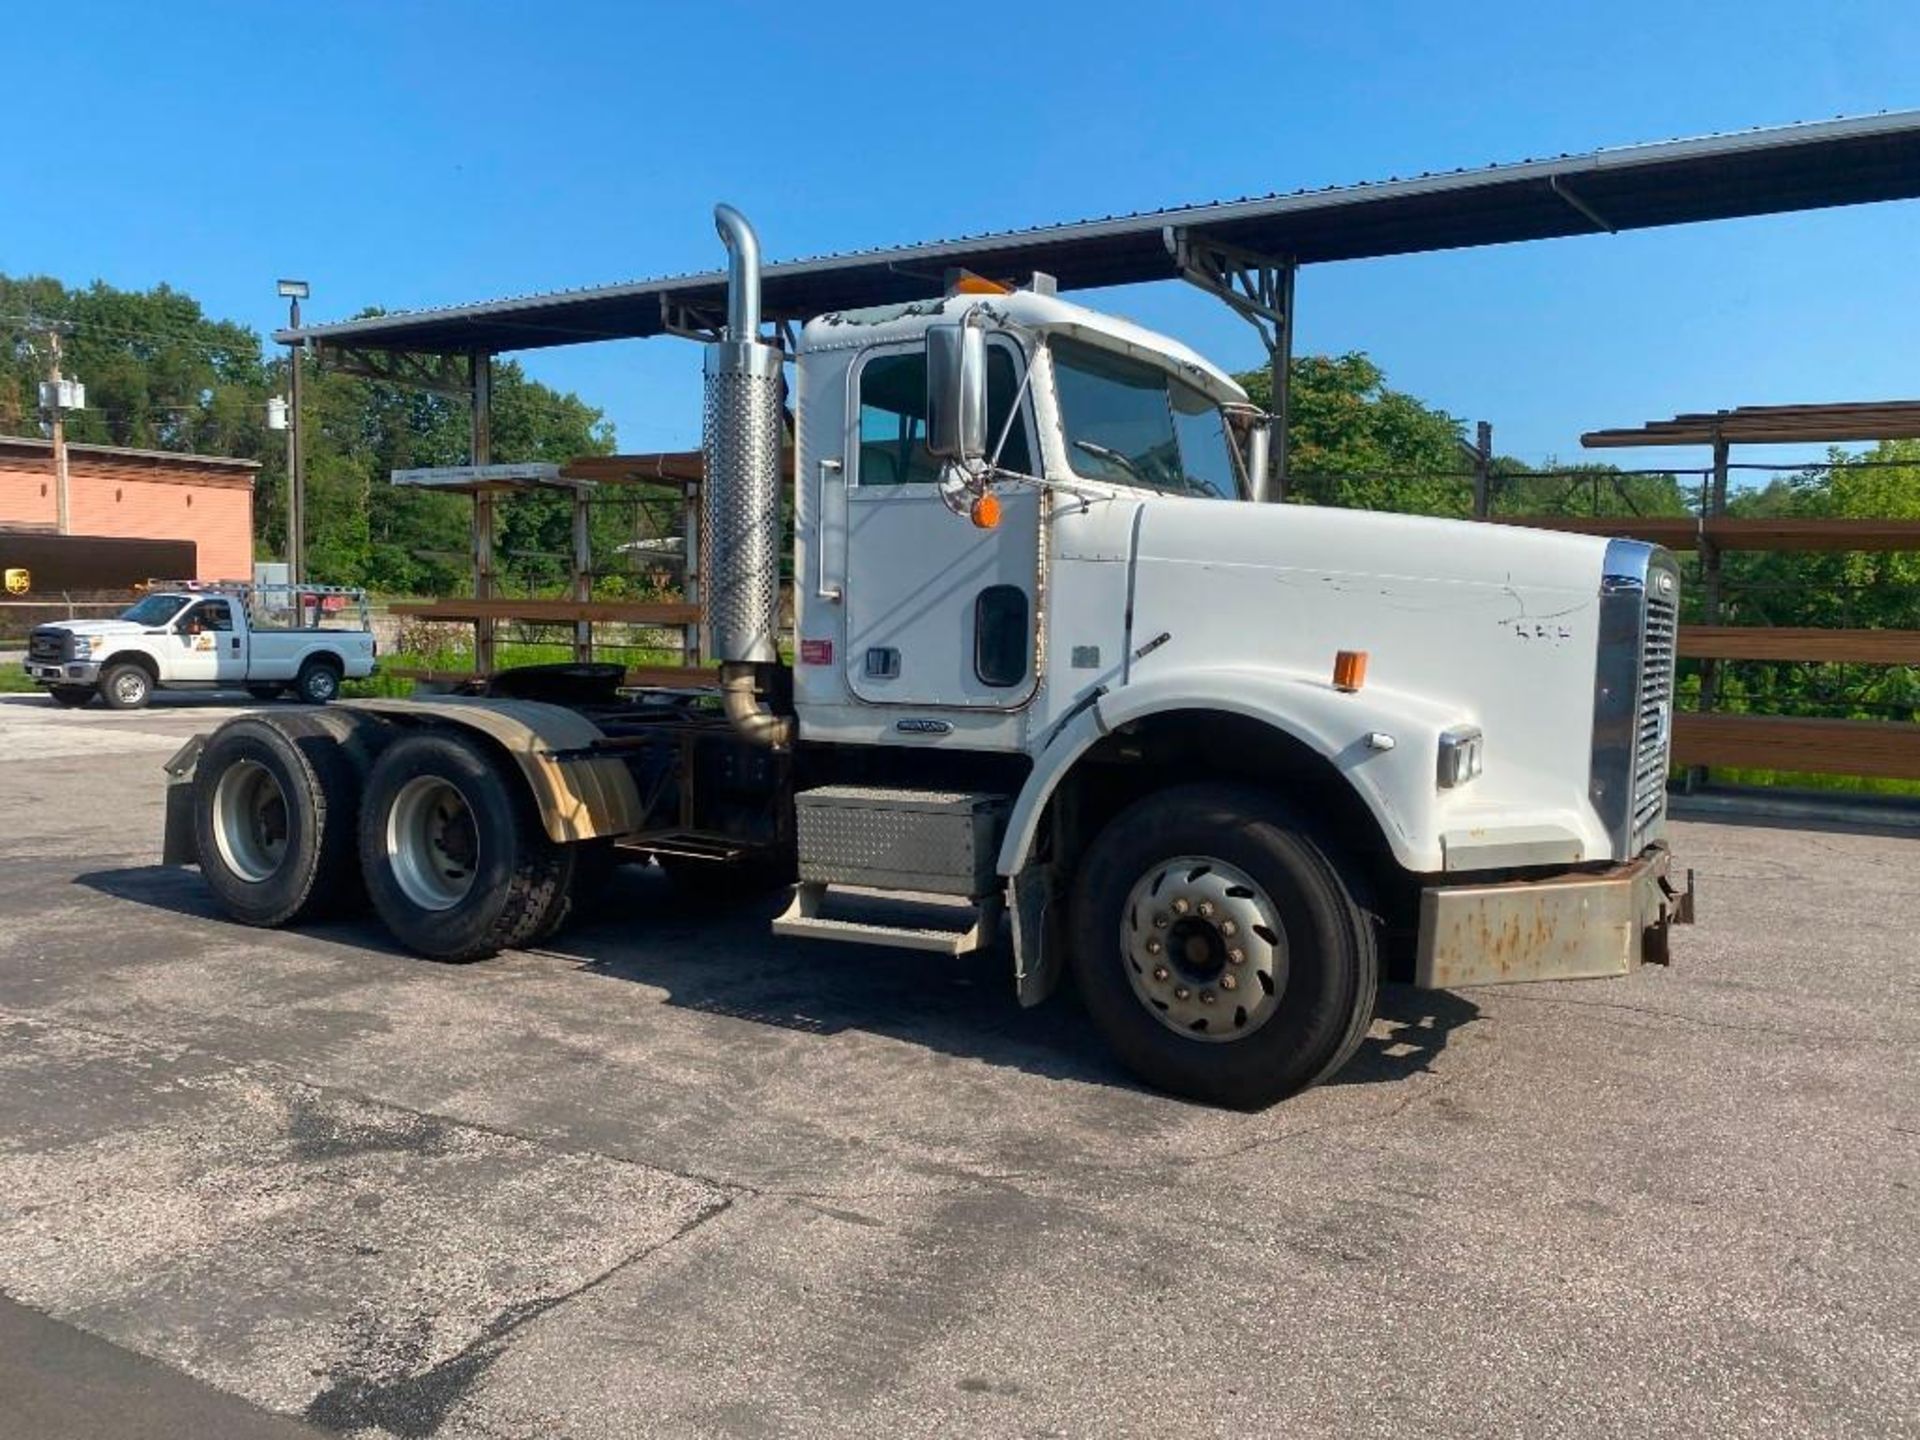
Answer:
[856,345,1032,485]
[193,600,235,632]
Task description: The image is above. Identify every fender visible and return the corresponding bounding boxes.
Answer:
[1000,666,1468,877]
[343,696,644,843]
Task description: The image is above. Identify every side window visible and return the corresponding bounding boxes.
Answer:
[856,345,1031,486]
[196,600,234,632]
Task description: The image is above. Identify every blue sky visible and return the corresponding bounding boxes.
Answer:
[7,1,1918,480]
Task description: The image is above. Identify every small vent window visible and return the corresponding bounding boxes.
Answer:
[974,585,1029,688]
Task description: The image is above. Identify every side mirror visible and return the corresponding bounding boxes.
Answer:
[926,321,988,465]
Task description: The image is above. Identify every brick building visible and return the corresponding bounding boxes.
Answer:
[0,436,257,582]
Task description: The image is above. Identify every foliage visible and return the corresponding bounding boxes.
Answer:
[1,276,614,596]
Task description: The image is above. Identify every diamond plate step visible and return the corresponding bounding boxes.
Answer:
[771,883,1003,956]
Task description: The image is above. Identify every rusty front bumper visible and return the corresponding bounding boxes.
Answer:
[1415,842,1695,989]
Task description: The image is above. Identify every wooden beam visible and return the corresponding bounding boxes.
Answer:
[1680,627,1920,664]
[623,665,721,689]
[390,598,701,624]
[1671,713,1920,780]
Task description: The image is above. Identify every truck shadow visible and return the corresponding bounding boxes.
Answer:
[76,862,1480,1096]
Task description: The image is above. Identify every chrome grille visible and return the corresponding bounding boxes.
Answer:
[1631,589,1677,845]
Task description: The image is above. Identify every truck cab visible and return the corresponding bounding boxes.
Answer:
[27,585,376,709]
[162,207,1691,1108]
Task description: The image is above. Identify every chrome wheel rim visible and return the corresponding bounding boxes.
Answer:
[304,668,337,701]
[114,670,147,705]
[211,759,289,882]
[1121,855,1288,1042]
[386,775,478,911]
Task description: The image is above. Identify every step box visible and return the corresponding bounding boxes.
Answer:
[794,786,1009,898]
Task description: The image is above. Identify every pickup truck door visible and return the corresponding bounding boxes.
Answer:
[839,338,1042,709]
[170,598,246,683]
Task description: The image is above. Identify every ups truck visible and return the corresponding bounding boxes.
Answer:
[162,207,1693,1107]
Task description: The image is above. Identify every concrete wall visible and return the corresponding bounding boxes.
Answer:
[0,440,256,582]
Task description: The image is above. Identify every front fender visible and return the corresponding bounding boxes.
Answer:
[342,697,643,844]
[1001,667,1465,876]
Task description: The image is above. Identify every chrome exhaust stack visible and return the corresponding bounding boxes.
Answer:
[703,204,792,747]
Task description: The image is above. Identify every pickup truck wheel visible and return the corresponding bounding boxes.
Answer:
[1067,782,1378,1108]
[100,662,153,711]
[294,658,342,704]
[193,716,364,927]
[359,729,569,962]
[48,685,95,708]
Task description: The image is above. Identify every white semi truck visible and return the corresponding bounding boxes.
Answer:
[162,207,1693,1106]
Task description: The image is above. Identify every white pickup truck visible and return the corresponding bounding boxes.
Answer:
[25,584,377,709]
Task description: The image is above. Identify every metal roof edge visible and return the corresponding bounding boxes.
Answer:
[276,109,1920,349]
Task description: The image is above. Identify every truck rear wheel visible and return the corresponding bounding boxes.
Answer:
[1067,782,1378,1108]
[100,661,153,710]
[294,658,342,705]
[193,716,367,926]
[358,729,570,962]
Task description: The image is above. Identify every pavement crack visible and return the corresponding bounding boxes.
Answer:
[301,1194,734,1437]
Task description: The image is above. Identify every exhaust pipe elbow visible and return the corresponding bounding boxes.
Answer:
[720,662,792,749]
[713,203,762,341]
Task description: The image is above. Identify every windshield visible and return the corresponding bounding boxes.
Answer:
[1053,337,1242,499]
[119,594,190,626]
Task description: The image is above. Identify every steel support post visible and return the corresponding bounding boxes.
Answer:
[1166,227,1296,503]
[1688,432,1731,791]
[572,487,593,663]
[470,351,496,675]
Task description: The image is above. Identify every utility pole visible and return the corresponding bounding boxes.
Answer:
[277,280,311,583]
[44,328,72,535]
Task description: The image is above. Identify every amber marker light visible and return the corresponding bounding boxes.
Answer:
[970,492,1002,529]
[1333,650,1368,692]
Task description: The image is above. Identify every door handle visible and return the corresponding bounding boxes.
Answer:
[815,457,843,602]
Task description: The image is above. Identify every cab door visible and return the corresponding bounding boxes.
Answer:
[840,337,1041,709]
[171,598,244,683]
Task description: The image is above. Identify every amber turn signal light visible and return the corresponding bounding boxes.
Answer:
[1333,649,1368,692]
[970,492,1002,529]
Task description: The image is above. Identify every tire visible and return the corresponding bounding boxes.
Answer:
[294,657,342,705]
[192,715,370,927]
[99,662,153,710]
[48,686,95,708]
[1067,782,1378,1108]
[358,728,570,962]
[247,684,284,702]
[524,838,619,944]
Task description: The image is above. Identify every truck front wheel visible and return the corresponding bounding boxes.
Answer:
[358,729,570,962]
[1067,783,1378,1108]
[100,662,153,710]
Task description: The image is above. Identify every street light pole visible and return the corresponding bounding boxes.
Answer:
[278,280,310,584]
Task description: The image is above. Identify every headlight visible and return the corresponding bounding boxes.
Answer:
[71,636,94,657]
[1437,725,1483,788]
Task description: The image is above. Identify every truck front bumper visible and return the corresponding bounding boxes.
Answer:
[1415,842,1695,989]
[24,660,99,685]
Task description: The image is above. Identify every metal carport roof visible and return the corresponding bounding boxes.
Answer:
[281,110,1920,356]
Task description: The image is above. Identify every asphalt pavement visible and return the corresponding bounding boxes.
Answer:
[0,690,1915,1438]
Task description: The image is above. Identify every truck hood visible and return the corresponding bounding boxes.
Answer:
[38,619,151,637]
[1089,494,1643,866]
